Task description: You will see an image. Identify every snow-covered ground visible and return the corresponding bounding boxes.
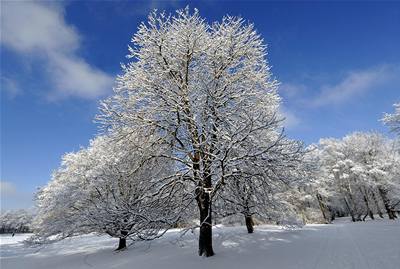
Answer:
[1,218,399,269]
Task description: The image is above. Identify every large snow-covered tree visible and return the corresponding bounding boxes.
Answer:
[98,8,288,256]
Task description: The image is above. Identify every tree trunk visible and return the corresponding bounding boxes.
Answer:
[359,187,374,220]
[115,231,128,251]
[390,201,399,219]
[362,212,368,221]
[343,197,355,222]
[346,189,358,222]
[316,193,330,223]
[370,189,384,218]
[197,190,214,257]
[245,215,254,233]
[327,205,335,221]
[378,187,396,220]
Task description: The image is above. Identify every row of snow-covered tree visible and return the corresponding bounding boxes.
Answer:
[300,132,400,224]
[28,8,400,257]
[0,210,34,234]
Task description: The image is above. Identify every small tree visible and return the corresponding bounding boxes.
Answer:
[215,137,305,233]
[382,103,400,135]
[33,132,186,250]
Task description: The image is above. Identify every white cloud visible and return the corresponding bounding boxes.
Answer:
[0,181,34,210]
[276,64,400,131]
[279,83,307,99]
[1,76,22,99]
[47,53,112,99]
[311,65,400,107]
[277,83,304,130]
[1,2,79,54]
[279,107,301,130]
[280,64,400,110]
[0,181,17,196]
[1,1,113,99]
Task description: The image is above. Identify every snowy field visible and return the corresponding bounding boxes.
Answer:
[1,218,399,269]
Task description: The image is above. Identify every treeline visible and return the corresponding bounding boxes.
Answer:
[298,132,400,224]
[0,210,34,234]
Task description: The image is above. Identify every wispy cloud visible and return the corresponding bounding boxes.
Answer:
[279,83,308,100]
[279,107,301,130]
[0,181,34,211]
[280,64,400,110]
[310,64,400,107]
[1,76,22,99]
[277,64,400,131]
[1,1,113,100]
[0,181,17,196]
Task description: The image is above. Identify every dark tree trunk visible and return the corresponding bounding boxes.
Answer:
[368,209,374,220]
[316,193,330,223]
[245,216,254,233]
[346,190,358,222]
[115,231,128,251]
[197,190,214,257]
[360,187,374,220]
[370,189,384,218]
[343,197,355,222]
[362,212,368,221]
[378,187,396,220]
[327,206,335,221]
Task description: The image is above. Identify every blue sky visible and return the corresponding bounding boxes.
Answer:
[1,1,399,210]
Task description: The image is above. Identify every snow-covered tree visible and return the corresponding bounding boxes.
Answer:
[98,7,289,256]
[314,132,400,222]
[215,137,305,232]
[0,209,34,234]
[33,131,188,250]
[296,145,339,224]
[343,132,400,220]
[382,103,400,135]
